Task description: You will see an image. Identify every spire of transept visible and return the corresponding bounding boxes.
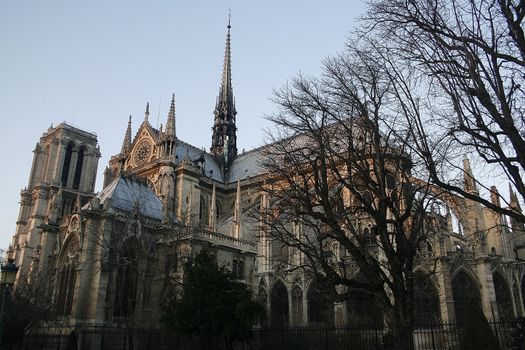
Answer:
[165,94,176,140]
[211,15,238,169]
[120,115,132,156]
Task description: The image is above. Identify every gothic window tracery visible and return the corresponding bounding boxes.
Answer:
[114,239,139,318]
[414,272,440,326]
[452,270,481,324]
[55,235,80,316]
[493,272,514,320]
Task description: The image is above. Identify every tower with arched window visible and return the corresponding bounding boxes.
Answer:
[7,123,100,280]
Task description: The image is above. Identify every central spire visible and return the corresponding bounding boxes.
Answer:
[211,13,238,170]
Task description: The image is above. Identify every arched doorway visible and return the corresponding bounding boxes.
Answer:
[270,280,289,328]
[414,273,441,326]
[452,270,481,324]
[307,280,334,326]
[493,272,514,320]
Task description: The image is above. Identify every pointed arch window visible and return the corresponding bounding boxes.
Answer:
[493,272,514,320]
[307,280,334,326]
[291,285,303,326]
[41,145,51,182]
[114,240,139,318]
[270,280,289,328]
[72,147,85,190]
[56,236,80,316]
[199,195,209,225]
[414,273,441,326]
[452,271,481,324]
[61,143,74,186]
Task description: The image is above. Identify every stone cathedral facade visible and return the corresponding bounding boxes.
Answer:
[6,22,525,330]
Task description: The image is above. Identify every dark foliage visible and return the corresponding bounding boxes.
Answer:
[161,250,265,348]
[1,281,55,347]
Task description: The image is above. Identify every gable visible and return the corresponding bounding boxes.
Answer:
[126,122,160,169]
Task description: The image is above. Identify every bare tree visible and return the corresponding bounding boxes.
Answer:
[2,272,56,347]
[259,40,439,348]
[366,0,525,222]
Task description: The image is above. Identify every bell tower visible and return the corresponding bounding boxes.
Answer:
[8,123,100,280]
[210,16,238,170]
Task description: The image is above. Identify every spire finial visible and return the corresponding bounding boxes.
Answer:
[145,102,150,123]
[120,115,133,156]
[165,94,176,139]
[228,8,231,29]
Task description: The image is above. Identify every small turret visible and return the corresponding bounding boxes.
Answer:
[165,94,176,140]
[508,184,525,231]
[144,102,150,124]
[161,94,177,160]
[490,186,501,207]
[463,157,478,194]
[509,183,522,213]
[120,116,133,156]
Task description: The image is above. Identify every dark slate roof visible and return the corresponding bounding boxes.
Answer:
[227,146,267,183]
[174,140,224,182]
[87,175,163,219]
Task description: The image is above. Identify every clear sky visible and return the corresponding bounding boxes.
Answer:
[0,1,367,250]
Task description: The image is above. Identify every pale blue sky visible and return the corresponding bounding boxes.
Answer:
[0,1,367,249]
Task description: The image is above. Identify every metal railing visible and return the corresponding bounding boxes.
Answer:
[11,319,525,350]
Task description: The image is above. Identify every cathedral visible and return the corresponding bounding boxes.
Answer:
[6,20,525,333]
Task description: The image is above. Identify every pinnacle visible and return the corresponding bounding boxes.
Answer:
[165,94,176,140]
[120,115,132,156]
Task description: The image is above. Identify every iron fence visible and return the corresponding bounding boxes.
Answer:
[10,319,525,350]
